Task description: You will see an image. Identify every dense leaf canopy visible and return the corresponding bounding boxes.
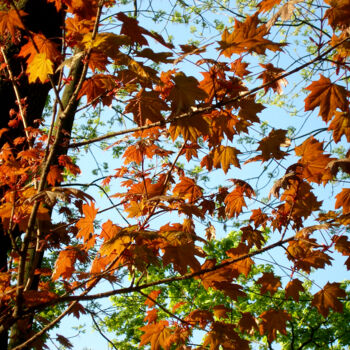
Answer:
[0,0,349,349]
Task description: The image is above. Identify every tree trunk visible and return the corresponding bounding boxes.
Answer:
[0,1,63,348]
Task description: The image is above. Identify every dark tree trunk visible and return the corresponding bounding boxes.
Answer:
[0,1,63,348]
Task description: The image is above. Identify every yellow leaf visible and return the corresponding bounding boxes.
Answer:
[27,53,53,83]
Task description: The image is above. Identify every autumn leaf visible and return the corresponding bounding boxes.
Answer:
[240,225,266,249]
[27,53,54,83]
[226,243,254,277]
[0,9,26,41]
[258,63,287,95]
[285,279,305,302]
[47,165,63,186]
[76,202,98,243]
[328,111,350,143]
[304,75,348,123]
[224,180,255,218]
[173,177,203,203]
[335,188,350,214]
[168,72,207,114]
[162,242,201,274]
[258,0,282,12]
[219,13,285,57]
[238,312,259,334]
[254,129,289,162]
[257,272,281,296]
[212,145,241,173]
[213,305,231,319]
[311,282,346,317]
[52,246,88,280]
[325,0,350,30]
[259,309,291,343]
[139,320,172,350]
[124,89,168,126]
[145,290,161,308]
[295,136,334,184]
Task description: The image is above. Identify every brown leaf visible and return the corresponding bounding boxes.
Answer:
[285,279,304,302]
[257,272,281,296]
[259,309,291,343]
[311,282,346,317]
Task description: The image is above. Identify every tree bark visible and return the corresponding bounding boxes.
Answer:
[0,1,63,349]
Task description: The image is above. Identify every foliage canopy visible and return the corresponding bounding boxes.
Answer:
[0,0,349,349]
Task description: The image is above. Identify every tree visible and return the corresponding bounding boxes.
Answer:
[0,0,350,349]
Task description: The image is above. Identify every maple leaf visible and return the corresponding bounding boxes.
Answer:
[187,310,214,328]
[27,53,54,83]
[47,165,63,186]
[218,13,285,57]
[224,180,255,218]
[254,129,289,162]
[240,225,266,249]
[325,0,350,30]
[212,281,247,300]
[139,320,172,350]
[257,272,281,296]
[335,188,350,214]
[169,113,209,143]
[78,74,117,107]
[144,309,158,324]
[168,72,207,114]
[212,305,231,319]
[76,202,98,243]
[19,33,61,64]
[258,0,282,12]
[145,290,161,308]
[259,309,291,343]
[295,137,334,185]
[226,243,254,277]
[258,63,287,95]
[124,89,168,126]
[162,242,201,274]
[52,246,88,280]
[173,177,203,203]
[0,9,26,42]
[212,145,241,173]
[304,75,348,123]
[203,322,250,350]
[328,111,350,143]
[311,282,346,317]
[231,57,251,77]
[238,312,259,334]
[285,279,305,302]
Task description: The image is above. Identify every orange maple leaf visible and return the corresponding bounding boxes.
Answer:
[139,320,172,350]
[47,165,63,186]
[124,89,168,126]
[295,136,334,184]
[145,290,161,308]
[304,75,348,123]
[212,145,241,174]
[173,177,203,203]
[240,225,266,249]
[168,72,207,114]
[259,309,291,343]
[76,202,98,243]
[328,111,350,143]
[311,282,346,317]
[254,128,289,162]
[324,0,350,30]
[0,9,26,42]
[258,0,282,12]
[335,188,350,214]
[224,180,255,218]
[219,13,285,57]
